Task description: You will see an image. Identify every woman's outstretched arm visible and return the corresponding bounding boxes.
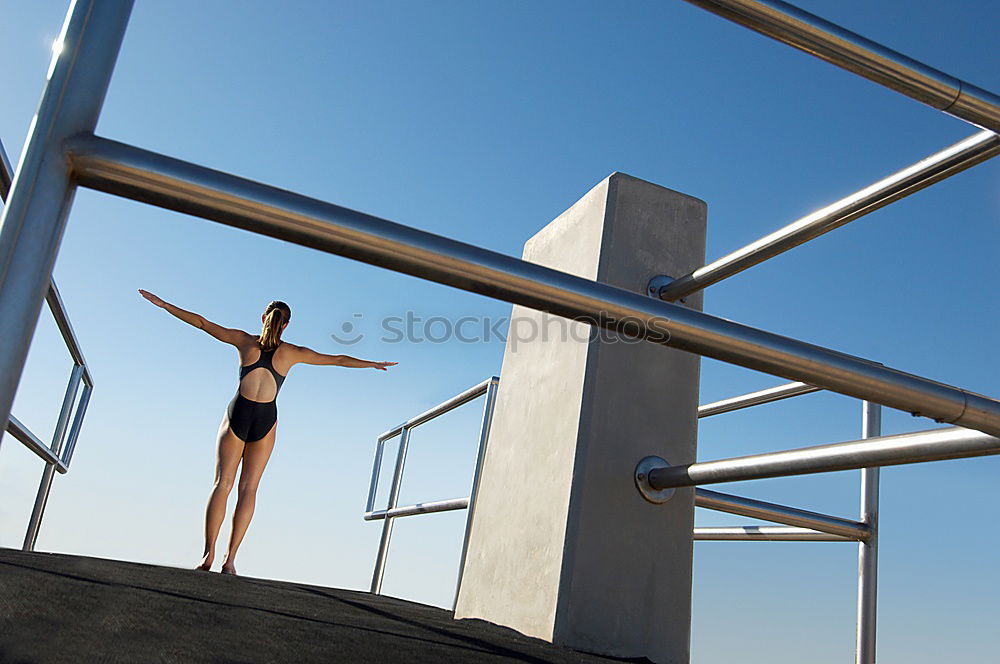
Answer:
[138,289,249,347]
[287,344,397,371]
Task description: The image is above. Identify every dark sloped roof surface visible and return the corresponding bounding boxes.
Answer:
[0,548,644,663]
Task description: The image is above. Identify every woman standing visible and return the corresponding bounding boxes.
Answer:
[138,290,396,575]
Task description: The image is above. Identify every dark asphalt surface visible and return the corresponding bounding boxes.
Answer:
[0,548,646,663]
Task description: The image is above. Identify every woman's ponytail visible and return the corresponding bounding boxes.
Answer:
[259,300,291,350]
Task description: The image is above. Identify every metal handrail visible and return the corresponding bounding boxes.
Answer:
[366,490,869,540]
[365,377,498,516]
[1,136,95,551]
[0,4,993,662]
[0,0,126,459]
[681,0,1000,132]
[691,395,885,663]
[365,377,871,586]
[699,380,819,417]
[648,424,997,489]
[4,295,94,550]
[65,133,1000,438]
[660,130,1000,301]
[365,497,470,521]
[366,377,499,595]
[372,379,496,461]
[695,488,868,540]
[45,280,93,387]
[694,526,851,541]
[5,414,68,472]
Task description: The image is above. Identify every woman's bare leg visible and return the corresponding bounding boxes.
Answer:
[197,419,245,570]
[221,422,276,575]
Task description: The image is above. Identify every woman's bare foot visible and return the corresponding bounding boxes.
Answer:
[195,552,213,571]
[220,556,237,575]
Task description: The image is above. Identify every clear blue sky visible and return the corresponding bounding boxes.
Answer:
[1,1,997,662]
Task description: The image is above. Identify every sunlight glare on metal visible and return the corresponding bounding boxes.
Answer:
[46,37,65,80]
[45,0,77,80]
[51,37,64,57]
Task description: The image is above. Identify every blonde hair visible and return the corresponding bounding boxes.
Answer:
[259,300,291,351]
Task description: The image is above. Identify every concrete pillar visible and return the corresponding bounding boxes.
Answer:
[454,173,706,664]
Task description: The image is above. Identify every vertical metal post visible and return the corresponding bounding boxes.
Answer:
[0,135,9,455]
[452,378,499,608]
[365,438,388,514]
[370,426,412,594]
[23,466,58,552]
[0,0,132,445]
[856,401,882,663]
[23,364,84,551]
[61,382,92,467]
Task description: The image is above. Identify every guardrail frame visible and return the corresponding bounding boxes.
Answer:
[365,377,499,595]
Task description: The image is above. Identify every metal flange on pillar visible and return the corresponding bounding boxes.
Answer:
[634,455,674,504]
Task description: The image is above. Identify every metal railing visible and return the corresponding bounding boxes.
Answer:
[694,383,881,664]
[364,375,879,650]
[680,0,1000,133]
[364,377,499,596]
[0,134,95,552]
[657,130,1000,301]
[0,3,984,441]
[0,2,997,663]
[63,132,1000,437]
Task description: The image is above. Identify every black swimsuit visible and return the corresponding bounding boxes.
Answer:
[227,344,286,443]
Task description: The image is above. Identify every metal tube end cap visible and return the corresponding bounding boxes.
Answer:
[646,275,674,298]
[647,275,687,304]
[635,455,674,504]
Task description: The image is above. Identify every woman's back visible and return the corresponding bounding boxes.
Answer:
[236,338,292,403]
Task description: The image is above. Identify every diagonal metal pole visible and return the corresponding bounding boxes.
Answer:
[680,0,1000,132]
[65,135,1000,437]
[695,487,868,539]
[699,381,819,417]
[0,0,132,446]
[659,131,1000,301]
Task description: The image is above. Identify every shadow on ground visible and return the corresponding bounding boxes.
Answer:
[0,548,649,663]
